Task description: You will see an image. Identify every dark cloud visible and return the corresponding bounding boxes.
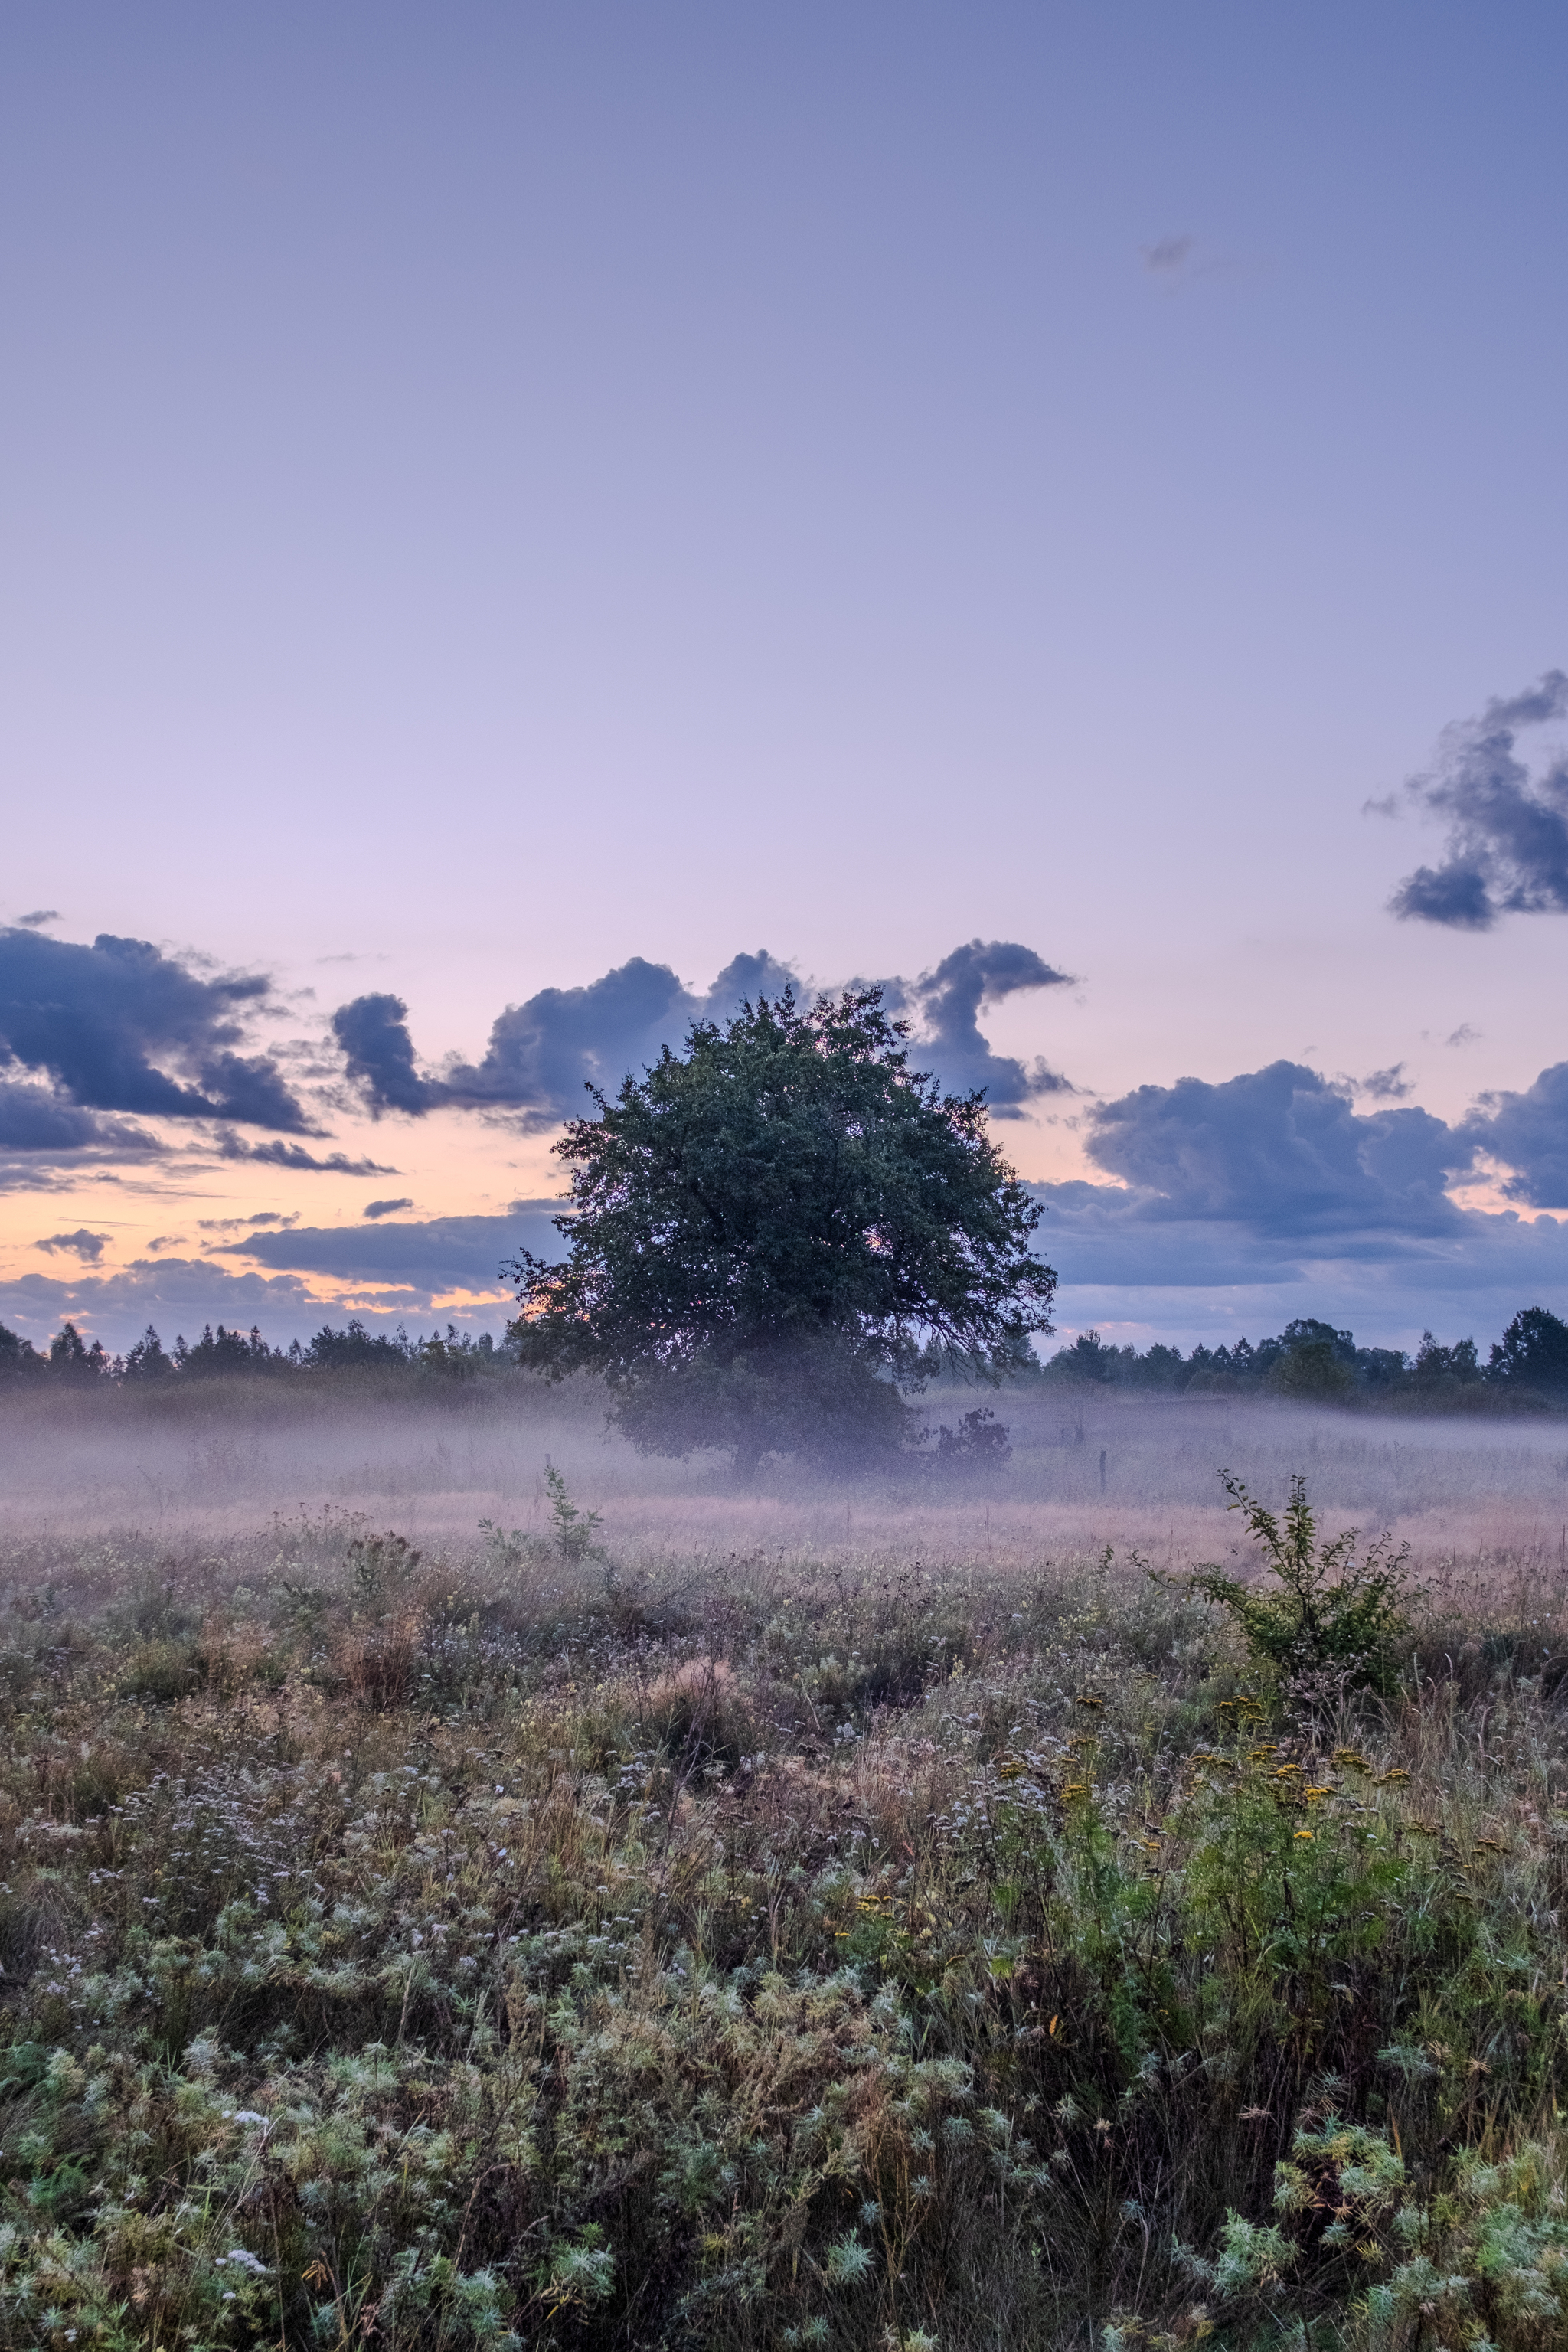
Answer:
[215,1132,398,1176]
[15,910,60,930]
[334,942,1070,1126]
[445,954,804,1124]
[1354,1064,1415,1102]
[215,1204,563,1293]
[1030,1059,1568,1344]
[0,926,313,1129]
[36,1229,109,1262]
[1390,671,1568,929]
[0,1080,163,1157]
[1448,1024,1481,1048]
[1144,234,1193,271]
[335,953,802,1126]
[1079,1061,1469,1240]
[1462,1063,1568,1210]
[363,1197,413,1219]
[331,994,443,1116]
[896,939,1073,1110]
[448,958,692,1117]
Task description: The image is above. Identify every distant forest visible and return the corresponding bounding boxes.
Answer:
[3,1304,1567,1409]
[1036,1306,1568,1406]
[0,1317,507,1384]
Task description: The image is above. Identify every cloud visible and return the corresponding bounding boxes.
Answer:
[894,939,1073,1110]
[1077,1061,1470,1240]
[36,1229,109,1262]
[0,926,315,1129]
[0,1080,164,1157]
[334,941,1070,1125]
[1143,234,1193,271]
[0,1257,351,1354]
[1447,1024,1481,1048]
[1389,671,1568,929]
[1354,1063,1415,1102]
[214,1132,398,1175]
[335,952,804,1125]
[331,994,443,1116]
[444,955,800,1124]
[1031,1057,1568,1348]
[215,1205,564,1294]
[1461,1063,1568,1210]
[363,1197,413,1219]
[14,910,60,930]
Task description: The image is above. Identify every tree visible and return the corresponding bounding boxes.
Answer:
[48,1321,109,1380]
[0,1321,41,1380]
[505,986,1056,1467]
[122,1325,174,1381]
[1488,1305,1568,1395]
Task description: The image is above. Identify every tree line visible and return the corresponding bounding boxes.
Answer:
[1040,1306,1568,1403]
[0,1317,509,1385]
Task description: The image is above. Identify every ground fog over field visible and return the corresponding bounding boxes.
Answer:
[4,1381,1565,1592]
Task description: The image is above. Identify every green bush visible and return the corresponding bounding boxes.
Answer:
[1184,1469,1415,1693]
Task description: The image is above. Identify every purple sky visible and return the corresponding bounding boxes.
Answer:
[2,3,1566,1356]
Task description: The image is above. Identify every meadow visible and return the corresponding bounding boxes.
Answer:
[2,1379,1568,2350]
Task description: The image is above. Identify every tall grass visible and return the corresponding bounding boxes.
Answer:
[0,1491,1566,2347]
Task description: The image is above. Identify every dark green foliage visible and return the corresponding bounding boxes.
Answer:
[175,1320,286,1377]
[1186,1469,1414,1692]
[1489,1303,1568,1393]
[120,1323,173,1380]
[0,1323,41,1380]
[1410,1327,1481,1390]
[543,1461,603,1561]
[47,1321,109,1380]
[1043,1305,1564,1413]
[505,986,1056,1467]
[929,1403,1012,1465]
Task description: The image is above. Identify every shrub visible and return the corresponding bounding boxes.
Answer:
[1184,1470,1415,1694]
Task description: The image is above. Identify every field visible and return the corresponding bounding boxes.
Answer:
[2,1380,1568,2350]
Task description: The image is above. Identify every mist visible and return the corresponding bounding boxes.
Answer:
[4,1377,1563,1597]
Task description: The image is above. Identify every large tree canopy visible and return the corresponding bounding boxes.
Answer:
[505,987,1056,1462]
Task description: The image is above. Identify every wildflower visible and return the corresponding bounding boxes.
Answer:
[1294,1828,1314,1839]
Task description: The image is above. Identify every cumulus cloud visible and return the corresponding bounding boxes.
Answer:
[1078,1061,1469,1240]
[334,942,1070,1125]
[1461,1063,1568,1210]
[1389,671,1568,929]
[215,1204,563,1295]
[36,1229,109,1262]
[1031,1057,1568,1347]
[0,926,314,1130]
[894,939,1073,1110]
[363,1197,413,1219]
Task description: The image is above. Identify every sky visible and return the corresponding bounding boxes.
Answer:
[2,0,1566,1357]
